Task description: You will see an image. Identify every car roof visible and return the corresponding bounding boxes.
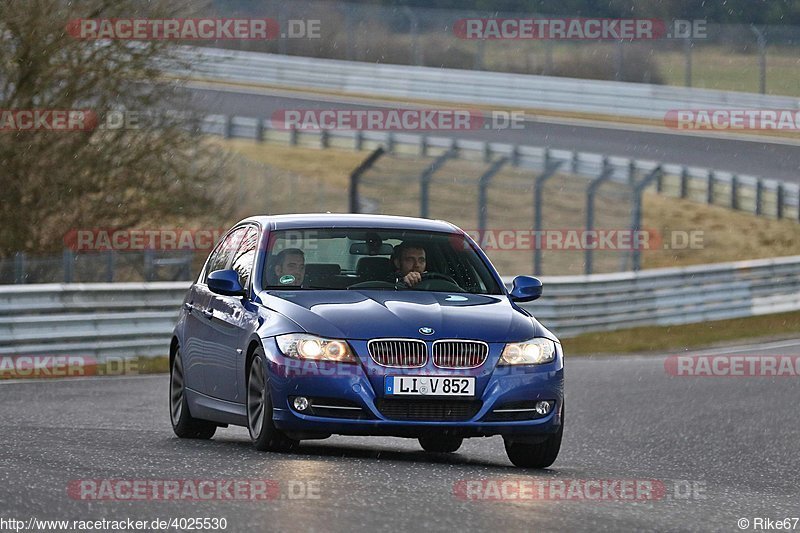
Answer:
[239,213,461,233]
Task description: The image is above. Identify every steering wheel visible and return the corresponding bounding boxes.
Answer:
[405,272,465,292]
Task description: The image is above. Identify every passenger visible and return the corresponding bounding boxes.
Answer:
[271,248,305,286]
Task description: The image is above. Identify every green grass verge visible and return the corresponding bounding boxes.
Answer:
[563,310,800,356]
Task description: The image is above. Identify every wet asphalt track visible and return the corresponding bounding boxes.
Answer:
[1,339,798,532]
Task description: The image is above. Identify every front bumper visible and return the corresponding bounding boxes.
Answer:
[264,338,564,439]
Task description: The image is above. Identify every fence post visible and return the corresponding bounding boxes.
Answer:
[13,252,26,284]
[320,129,329,149]
[680,167,689,199]
[684,38,692,87]
[482,142,491,164]
[477,157,510,237]
[628,160,636,185]
[144,249,155,281]
[751,25,767,95]
[585,159,614,275]
[63,249,74,283]
[474,39,485,70]
[571,151,579,174]
[420,135,428,157]
[254,118,264,143]
[614,39,624,81]
[776,183,784,219]
[224,115,234,139]
[707,171,715,205]
[385,132,395,154]
[106,250,115,283]
[348,147,385,214]
[289,127,298,146]
[510,145,520,166]
[731,175,739,210]
[419,145,459,219]
[755,179,763,216]
[533,156,564,275]
[354,130,363,151]
[630,166,663,272]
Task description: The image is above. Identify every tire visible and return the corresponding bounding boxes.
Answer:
[504,405,564,469]
[418,435,463,453]
[247,348,297,452]
[170,347,217,439]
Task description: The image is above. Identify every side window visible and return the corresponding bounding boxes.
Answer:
[230,226,259,291]
[203,227,247,283]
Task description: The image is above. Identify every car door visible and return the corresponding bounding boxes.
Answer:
[182,236,230,396]
[203,225,261,403]
[190,226,247,398]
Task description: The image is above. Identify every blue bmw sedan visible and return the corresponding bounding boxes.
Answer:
[170,214,564,468]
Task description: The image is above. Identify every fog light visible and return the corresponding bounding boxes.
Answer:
[535,401,552,416]
[293,397,310,411]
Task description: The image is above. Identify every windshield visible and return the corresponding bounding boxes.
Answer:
[262,228,503,294]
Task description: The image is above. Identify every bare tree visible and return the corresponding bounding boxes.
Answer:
[0,0,233,256]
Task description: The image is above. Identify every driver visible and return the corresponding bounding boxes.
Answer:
[391,241,427,287]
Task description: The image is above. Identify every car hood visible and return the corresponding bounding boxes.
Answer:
[259,289,555,343]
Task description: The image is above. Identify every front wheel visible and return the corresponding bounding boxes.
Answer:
[170,347,216,439]
[247,349,297,452]
[504,407,563,468]
[419,435,463,453]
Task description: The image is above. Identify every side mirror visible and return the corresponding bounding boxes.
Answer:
[509,276,542,302]
[207,269,246,296]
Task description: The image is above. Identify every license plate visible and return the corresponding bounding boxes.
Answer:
[384,376,475,397]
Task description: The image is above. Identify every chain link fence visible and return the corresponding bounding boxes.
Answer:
[356,150,638,276]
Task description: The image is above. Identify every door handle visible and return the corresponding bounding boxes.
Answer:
[183,302,194,312]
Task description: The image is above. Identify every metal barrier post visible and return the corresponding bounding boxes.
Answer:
[419,144,458,219]
[477,157,510,236]
[680,167,689,199]
[254,119,264,143]
[63,249,74,283]
[13,252,26,284]
[106,250,116,283]
[585,159,614,275]
[348,146,386,213]
[533,154,564,275]
[707,171,715,205]
[756,179,763,216]
[630,166,664,272]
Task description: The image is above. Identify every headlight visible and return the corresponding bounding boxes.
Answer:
[500,338,557,365]
[276,334,357,363]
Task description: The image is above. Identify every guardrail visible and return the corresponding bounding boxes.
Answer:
[180,46,800,121]
[3,254,799,359]
[201,114,800,221]
[0,282,188,359]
